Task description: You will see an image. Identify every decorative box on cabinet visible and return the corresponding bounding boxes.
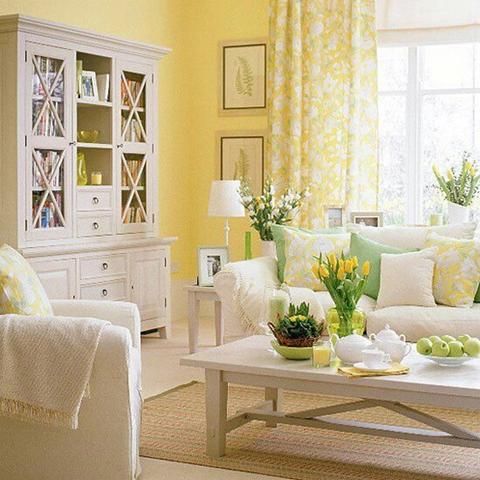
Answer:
[0,15,176,335]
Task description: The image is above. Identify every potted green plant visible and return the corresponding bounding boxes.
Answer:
[432,152,480,224]
[238,179,309,257]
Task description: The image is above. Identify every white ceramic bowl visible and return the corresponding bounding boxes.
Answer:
[424,355,474,367]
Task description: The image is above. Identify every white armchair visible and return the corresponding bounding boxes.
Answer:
[0,300,142,480]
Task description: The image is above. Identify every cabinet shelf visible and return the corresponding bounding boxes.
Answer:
[121,105,145,112]
[77,142,112,149]
[121,186,145,191]
[77,99,112,108]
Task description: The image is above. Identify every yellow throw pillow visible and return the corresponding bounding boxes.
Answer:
[283,229,350,290]
[0,244,53,316]
[425,233,480,308]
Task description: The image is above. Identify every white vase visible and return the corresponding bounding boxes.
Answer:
[447,201,470,224]
[261,240,277,258]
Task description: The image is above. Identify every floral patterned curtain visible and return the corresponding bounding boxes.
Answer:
[267,0,379,228]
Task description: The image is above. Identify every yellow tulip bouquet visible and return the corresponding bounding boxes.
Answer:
[312,253,370,337]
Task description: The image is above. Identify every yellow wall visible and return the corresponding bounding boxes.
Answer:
[0,0,269,278]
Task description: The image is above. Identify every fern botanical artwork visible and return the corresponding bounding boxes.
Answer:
[220,40,266,115]
[218,131,265,195]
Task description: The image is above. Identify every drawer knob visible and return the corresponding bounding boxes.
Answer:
[102,262,109,270]
[102,289,108,297]
[93,222,99,230]
[92,196,99,205]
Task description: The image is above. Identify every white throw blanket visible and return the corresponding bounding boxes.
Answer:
[222,266,325,335]
[0,314,109,429]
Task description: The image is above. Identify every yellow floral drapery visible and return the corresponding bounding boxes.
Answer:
[267,0,379,228]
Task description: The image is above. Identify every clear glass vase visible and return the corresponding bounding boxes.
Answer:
[326,307,366,338]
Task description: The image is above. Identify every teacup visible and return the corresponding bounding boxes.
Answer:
[362,348,391,368]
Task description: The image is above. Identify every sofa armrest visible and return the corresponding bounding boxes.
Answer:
[50,300,141,349]
[220,256,280,285]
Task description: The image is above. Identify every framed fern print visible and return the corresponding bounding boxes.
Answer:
[220,39,267,115]
[217,131,265,195]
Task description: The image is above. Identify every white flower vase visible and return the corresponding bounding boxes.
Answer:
[261,240,277,258]
[447,201,470,224]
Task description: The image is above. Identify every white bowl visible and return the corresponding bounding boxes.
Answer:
[424,355,474,367]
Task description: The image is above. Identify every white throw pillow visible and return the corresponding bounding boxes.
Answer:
[347,223,476,250]
[376,249,437,309]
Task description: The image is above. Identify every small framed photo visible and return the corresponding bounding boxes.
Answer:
[217,130,265,195]
[219,39,267,115]
[350,211,384,227]
[198,246,229,287]
[80,70,98,101]
[325,206,344,228]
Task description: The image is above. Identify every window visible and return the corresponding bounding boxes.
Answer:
[378,43,480,225]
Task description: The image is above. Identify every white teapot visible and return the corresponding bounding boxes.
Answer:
[369,324,411,363]
[330,333,372,365]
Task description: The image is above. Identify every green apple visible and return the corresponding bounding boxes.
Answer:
[464,338,480,357]
[432,341,449,357]
[448,341,464,357]
[457,334,471,345]
[429,335,442,344]
[416,338,433,355]
[441,335,456,344]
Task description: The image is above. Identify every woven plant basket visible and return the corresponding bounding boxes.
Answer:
[267,322,320,347]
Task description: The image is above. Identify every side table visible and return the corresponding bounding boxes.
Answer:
[185,285,223,353]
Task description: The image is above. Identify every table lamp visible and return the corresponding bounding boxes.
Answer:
[208,180,245,246]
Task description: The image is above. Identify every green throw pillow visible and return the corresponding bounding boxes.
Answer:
[271,224,346,282]
[349,233,413,299]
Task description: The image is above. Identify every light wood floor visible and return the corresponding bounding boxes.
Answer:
[140,316,283,480]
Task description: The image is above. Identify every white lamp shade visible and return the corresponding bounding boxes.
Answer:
[208,180,245,217]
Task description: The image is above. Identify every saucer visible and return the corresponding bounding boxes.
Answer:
[353,361,392,372]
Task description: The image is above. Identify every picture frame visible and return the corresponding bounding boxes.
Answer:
[80,70,98,101]
[217,130,265,196]
[350,211,384,227]
[325,206,345,228]
[219,39,267,116]
[197,246,229,287]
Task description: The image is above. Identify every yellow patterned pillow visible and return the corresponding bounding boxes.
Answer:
[425,233,480,307]
[283,229,350,290]
[0,244,52,316]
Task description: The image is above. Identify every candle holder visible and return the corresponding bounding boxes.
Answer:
[312,339,332,368]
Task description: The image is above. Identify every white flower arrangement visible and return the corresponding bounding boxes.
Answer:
[239,178,310,241]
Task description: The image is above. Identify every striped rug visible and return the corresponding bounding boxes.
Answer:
[141,382,480,480]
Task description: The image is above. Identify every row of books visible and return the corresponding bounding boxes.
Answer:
[32,57,64,98]
[33,101,63,136]
[121,160,145,186]
[32,193,63,229]
[121,116,144,143]
[123,206,144,224]
[32,152,63,188]
[121,79,144,107]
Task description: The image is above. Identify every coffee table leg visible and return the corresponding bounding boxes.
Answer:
[265,387,282,427]
[206,369,227,457]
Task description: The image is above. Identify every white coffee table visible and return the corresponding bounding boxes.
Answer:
[180,335,480,458]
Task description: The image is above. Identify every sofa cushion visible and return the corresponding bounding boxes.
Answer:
[425,232,480,307]
[271,224,346,283]
[0,244,52,316]
[282,228,350,291]
[347,222,476,249]
[376,249,436,309]
[349,233,412,299]
[367,305,480,341]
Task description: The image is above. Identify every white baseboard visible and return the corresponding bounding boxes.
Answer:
[171,278,215,323]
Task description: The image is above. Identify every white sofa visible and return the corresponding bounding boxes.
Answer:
[0,300,142,480]
[215,256,480,342]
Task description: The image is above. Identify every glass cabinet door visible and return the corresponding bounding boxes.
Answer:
[26,43,73,240]
[117,61,153,233]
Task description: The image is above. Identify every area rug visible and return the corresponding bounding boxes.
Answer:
[140,382,480,480]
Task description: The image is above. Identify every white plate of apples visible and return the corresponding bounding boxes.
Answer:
[416,334,480,367]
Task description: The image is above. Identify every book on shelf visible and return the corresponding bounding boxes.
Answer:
[123,205,145,224]
[33,101,64,136]
[32,151,62,189]
[96,73,110,102]
[121,78,144,107]
[32,192,63,229]
[121,159,145,186]
[121,116,144,142]
[32,56,64,98]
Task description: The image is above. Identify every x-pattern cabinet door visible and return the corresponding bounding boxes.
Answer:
[116,60,154,234]
[25,42,74,241]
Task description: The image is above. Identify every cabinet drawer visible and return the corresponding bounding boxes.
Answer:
[77,188,113,211]
[77,215,113,237]
[80,279,127,301]
[80,254,127,280]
